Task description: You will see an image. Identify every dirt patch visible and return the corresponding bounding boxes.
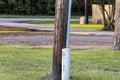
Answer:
[0,25,30,31]
[0,25,52,32]
[0,31,53,37]
[42,73,52,80]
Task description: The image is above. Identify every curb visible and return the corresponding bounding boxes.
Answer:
[70,32,114,36]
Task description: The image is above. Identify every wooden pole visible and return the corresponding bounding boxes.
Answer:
[52,0,69,80]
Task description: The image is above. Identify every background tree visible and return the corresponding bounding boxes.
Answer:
[0,0,55,15]
[94,0,115,31]
[72,0,93,16]
[85,0,89,24]
[0,0,93,16]
[114,0,120,50]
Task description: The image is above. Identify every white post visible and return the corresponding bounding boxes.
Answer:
[62,48,70,80]
[62,0,72,80]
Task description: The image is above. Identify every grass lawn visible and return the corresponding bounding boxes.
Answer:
[0,45,119,80]
[26,21,104,30]
[0,45,52,80]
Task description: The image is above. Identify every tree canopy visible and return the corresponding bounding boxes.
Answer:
[0,0,55,15]
[0,0,94,15]
[0,0,115,15]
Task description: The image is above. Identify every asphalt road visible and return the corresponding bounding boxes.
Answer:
[0,32,113,50]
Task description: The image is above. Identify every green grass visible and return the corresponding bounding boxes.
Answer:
[0,45,52,80]
[0,45,119,80]
[70,24,103,30]
[71,50,120,80]
[26,21,104,30]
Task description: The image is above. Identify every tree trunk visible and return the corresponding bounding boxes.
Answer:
[99,5,107,30]
[85,0,88,24]
[114,0,120,49]
[52,0,69,80]
[98,1,115,31]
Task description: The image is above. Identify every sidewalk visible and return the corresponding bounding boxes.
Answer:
[71,29,114,36]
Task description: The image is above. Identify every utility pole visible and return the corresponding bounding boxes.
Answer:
[52,0,69,80]
[85,0,89,24]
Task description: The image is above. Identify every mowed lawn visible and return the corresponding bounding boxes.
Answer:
[26,21,104,30]
[0,45,120,80]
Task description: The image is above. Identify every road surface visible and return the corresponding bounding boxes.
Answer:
[0,18,114,49]
[0,32,113,50]
[0,18,114,36]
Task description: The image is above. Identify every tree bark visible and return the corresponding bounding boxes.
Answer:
[114,0,120,49]
[85,0,88,24]
[97,0,115,31]
[52,0,69,80]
